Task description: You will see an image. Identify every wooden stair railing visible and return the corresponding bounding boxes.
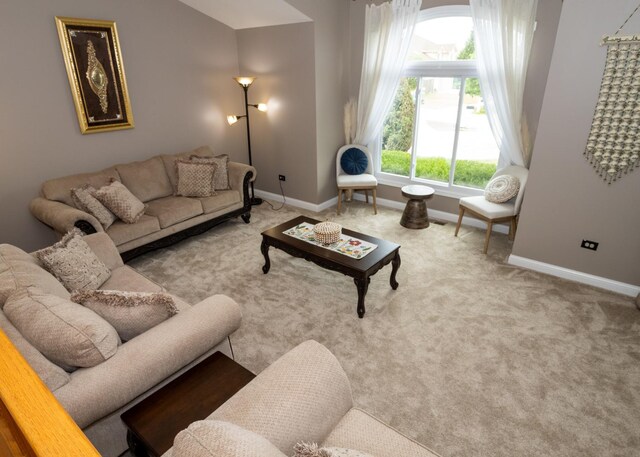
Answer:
[0,329,100,457]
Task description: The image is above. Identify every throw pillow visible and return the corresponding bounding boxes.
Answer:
[70,185,117,229]
[4,287,120,368]
[175,159,217,197]
[340,147,369,175]
[190,154,231,190]
[293,443,374,457]
[484,175,520,203]
[36,229,111,292]
[173,420,286,457]
[70,290,179,341]
[94,180,147,223]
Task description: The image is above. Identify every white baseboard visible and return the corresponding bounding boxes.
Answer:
[254,189,338,213]
[508,255,640,297]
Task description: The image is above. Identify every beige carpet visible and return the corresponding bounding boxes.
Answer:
[130,200,640,457]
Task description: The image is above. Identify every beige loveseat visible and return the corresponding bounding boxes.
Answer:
[165,340,441,457]
[0,232,242,457]
[30,146,256,261]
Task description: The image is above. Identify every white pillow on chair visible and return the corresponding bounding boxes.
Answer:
[484,175,520,203]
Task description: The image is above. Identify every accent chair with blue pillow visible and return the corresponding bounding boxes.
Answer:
[336,144,377,215]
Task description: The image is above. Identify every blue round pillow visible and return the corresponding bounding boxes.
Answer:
[340,147,368,175]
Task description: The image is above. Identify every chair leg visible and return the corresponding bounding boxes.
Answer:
[484,220,493,254]
[509,217,517,240]
[372,188,377,215]
[454,207,465,237]
[337,189,342,215]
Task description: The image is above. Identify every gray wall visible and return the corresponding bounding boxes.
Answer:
[236,22,318,203]
[0,0,243,251]
[347,0,562,214]
[513,0,640,286]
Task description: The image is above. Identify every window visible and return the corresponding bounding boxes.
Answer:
[379,6,499,193]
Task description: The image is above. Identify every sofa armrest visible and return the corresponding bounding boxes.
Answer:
[228,162,256,204]
[53,295,242,428]
[82,232,124,270]
[29,197,103,235]
[210,340,354,454]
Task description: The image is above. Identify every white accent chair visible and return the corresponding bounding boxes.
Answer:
[336,144,377,215]
[454,165,529,254]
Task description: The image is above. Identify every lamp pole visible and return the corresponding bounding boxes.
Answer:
[241,85,261,205]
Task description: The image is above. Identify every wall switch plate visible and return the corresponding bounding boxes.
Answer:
[278,175,286,181]
[581,240,599,251]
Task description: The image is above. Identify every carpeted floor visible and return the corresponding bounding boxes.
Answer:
[130,200,640,457]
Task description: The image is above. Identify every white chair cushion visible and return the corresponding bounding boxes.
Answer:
[337,174,377,188]
[459,196,516,218]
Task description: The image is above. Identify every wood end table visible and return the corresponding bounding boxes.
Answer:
[400,185,435,229]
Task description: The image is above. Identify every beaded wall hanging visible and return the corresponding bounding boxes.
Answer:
[585,4,640,183]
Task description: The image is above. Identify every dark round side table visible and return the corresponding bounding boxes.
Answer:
[400,185,435,229]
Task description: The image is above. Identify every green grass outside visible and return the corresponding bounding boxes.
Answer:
[381,150,497,189]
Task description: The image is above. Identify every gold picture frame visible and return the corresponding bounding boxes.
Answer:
[55,17,134,134]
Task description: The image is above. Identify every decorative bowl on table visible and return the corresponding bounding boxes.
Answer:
[313,221,341,245]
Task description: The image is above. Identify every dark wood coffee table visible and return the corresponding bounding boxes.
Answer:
[261,216,401,318]
[121,352,255,457]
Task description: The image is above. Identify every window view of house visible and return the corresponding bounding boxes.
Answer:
[381,14,499,189]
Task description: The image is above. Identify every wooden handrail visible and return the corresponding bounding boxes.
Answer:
[0,329,100,456]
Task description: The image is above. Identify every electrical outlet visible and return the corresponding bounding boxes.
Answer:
[580,240,599,251]
[278,175,286,181]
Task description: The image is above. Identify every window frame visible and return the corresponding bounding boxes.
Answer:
[375,5,494,198]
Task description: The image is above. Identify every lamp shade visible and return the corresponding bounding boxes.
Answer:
[257,103,268,112]
[233,76,255,87]
[226,115,238,125]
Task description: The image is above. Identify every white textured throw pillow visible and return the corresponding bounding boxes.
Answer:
[484,175,520,203]
[70,290,179,341]
[36,229,111,292]
[293,442,375,457]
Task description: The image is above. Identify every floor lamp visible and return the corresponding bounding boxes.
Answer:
[227,76,267,206]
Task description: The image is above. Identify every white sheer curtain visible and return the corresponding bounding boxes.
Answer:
[354,0,421,149]
[470,0,538,168]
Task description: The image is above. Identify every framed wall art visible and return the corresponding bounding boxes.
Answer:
[55,17,134,134]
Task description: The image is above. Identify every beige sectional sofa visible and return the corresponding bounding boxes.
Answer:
[0,232,242,457]
[165,341,441,457]
[30,146,256,261]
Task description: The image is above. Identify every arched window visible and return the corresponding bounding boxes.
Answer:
[380,6,499,193]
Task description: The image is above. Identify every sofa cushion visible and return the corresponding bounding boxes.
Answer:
[293,443,374,457]
[322,408,441,457]
[41,167,120,207]
[162,148,215,191]
[198,190,241,214]
[95,181,147,224]
[176,160,217,198]
[70,185,117,229]
[145,196,204,229]
[0,245,70,307]
[0,311,70,390]
[4,288,120,369]
[71,290,178,342]
[100,266,163,293]
[106,215,161,246]
[35,229,111,292]
[173,420,286,457]
[116,157,174,203]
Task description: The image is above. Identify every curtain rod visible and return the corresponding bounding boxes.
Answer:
[601,34,640,46]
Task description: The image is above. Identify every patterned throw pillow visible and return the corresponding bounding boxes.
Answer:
[293,442,374,457]
[190,154,231,190]
[484,175,520,203]
[175,159,217,197]
[35,229,111,292]
[94,180,147,223]
[4,287,120,368]
[70,185,117,229]
[70,290,179,341]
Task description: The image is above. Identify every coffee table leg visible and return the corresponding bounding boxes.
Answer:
[390,251,401,290]
[354,276,370,318]
[261,241,271,274]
